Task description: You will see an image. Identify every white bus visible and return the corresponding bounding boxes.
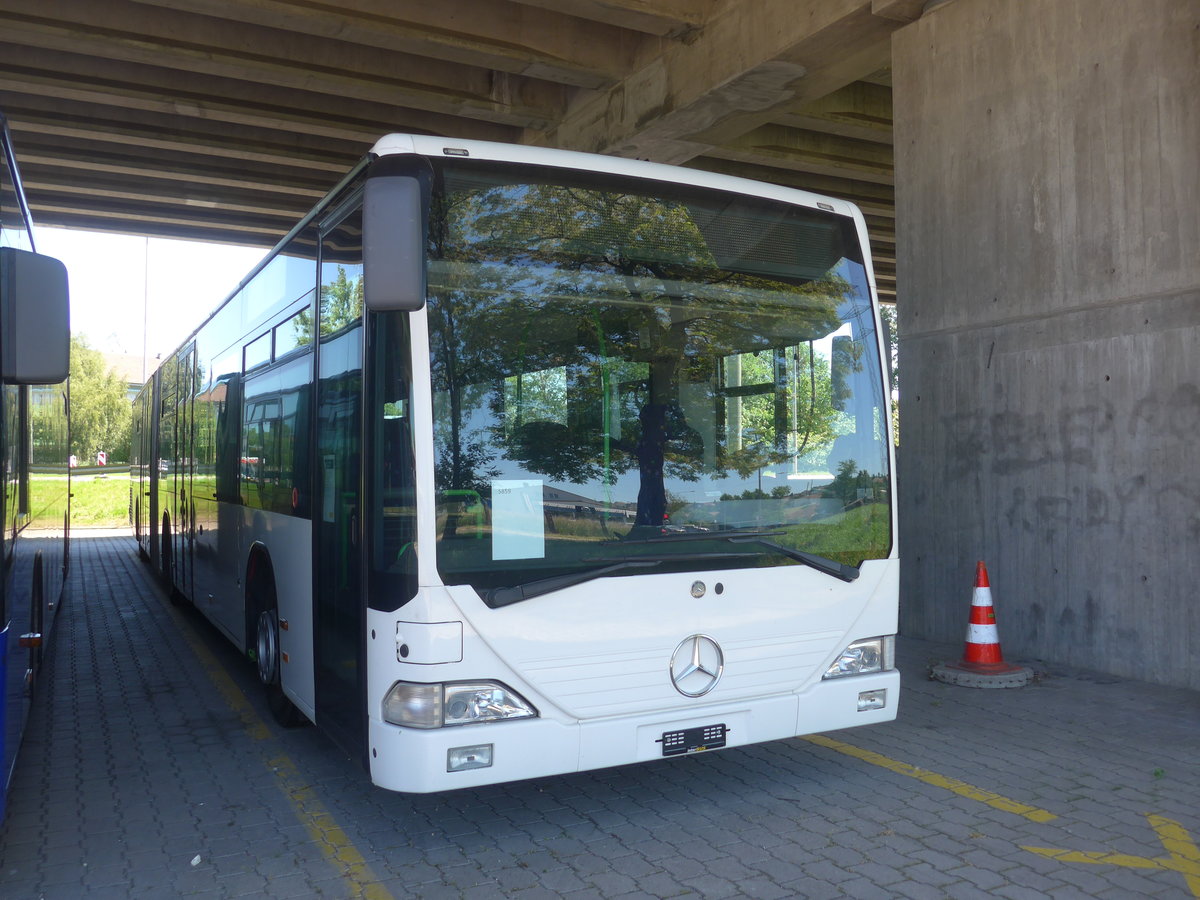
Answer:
[132,134,897,793]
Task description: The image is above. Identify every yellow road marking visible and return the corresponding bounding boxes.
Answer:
[801,734,1058,823]
[804,735,1200,894]
[268,754,395,900]
[173,605,395,900]
[1024,814,1200,898]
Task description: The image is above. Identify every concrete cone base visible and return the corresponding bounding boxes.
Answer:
[931,661,1035,689]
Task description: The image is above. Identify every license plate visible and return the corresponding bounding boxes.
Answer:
[659,723,729,757]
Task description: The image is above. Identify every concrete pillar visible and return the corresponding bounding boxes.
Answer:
[893,0,1200,688]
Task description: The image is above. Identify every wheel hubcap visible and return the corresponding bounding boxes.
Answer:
[257,610,278,685]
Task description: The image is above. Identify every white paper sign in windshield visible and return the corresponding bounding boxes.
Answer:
[491,479,545,560]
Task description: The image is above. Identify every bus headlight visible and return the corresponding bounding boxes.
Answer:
[383,681,537,728]
[822,636,895,679]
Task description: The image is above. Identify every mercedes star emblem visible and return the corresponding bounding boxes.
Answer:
[669,634,724,697]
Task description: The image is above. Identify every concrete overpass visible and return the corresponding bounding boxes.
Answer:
[1,0,1196,689]
[0,0,908,300]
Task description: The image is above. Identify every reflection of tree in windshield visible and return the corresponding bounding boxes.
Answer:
[428,179,856,533]
[423,163,894,582]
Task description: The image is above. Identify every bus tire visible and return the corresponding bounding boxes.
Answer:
[135,499,148,560]
[160,515,173,590]
[160,515,185,605]
[160,514,170,580]
[29,551,45,681]
[250,563,306,728]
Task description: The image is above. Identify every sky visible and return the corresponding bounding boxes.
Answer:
[35,226,266,380]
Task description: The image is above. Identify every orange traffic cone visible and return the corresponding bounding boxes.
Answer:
[962,560,1006,667]
[931,561,1034,688]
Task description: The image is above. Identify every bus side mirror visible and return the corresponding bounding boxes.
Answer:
[363,173,426,312]
[1,246,69,384]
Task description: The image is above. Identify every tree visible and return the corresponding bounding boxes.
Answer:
[69,336,132,463]
[828,458,874,508]
[426,179,851,529]
[285,264,362,344]
[879,303,899,446]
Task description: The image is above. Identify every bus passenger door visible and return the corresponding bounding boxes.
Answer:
[313,207,366,763]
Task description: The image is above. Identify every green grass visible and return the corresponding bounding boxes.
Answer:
[36,473,895,546]
[72,473,132,527]
[32,472,133,528]
[779,502,892,565]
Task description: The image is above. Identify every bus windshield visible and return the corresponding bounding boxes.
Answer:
[426,161,891,597]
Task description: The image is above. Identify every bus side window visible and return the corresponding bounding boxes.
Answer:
[213,371,241,503]
[243,332,271,372]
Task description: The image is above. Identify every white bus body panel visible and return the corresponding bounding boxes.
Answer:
[241,509,316,720]
[365,559,898,793]
[371,133,863,221]
[192,495,246,648]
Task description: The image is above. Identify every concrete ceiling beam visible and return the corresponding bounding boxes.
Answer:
[706,124,894,185]
[10,128,341,192]
[686,156,895,213]
[0,0,912,301]
[6,105,352,173]
[0,48,521,145]
[512,0,715,37]
[775,81,894,145]
[22,173,314,221]
[534,0,905,164]
[870,0,930,22]
[27,201,295,244]
[130,0,645,91]
[2,0,566,128]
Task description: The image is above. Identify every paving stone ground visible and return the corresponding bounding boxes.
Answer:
[2,533,1197,899]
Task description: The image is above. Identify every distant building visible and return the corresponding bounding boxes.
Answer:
[101,352,148,401]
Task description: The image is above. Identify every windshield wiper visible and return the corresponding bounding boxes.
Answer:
[485,560,659,608]
[483,551,757,608]
[623,530,860,583]
[727,537,859,582]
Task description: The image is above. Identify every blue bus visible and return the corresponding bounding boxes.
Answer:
[0,110,71,820]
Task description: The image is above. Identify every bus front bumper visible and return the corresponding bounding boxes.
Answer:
[366,669,899,793]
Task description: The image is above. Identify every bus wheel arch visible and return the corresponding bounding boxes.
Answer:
[245,544,306,727]
[160,513,186,604]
